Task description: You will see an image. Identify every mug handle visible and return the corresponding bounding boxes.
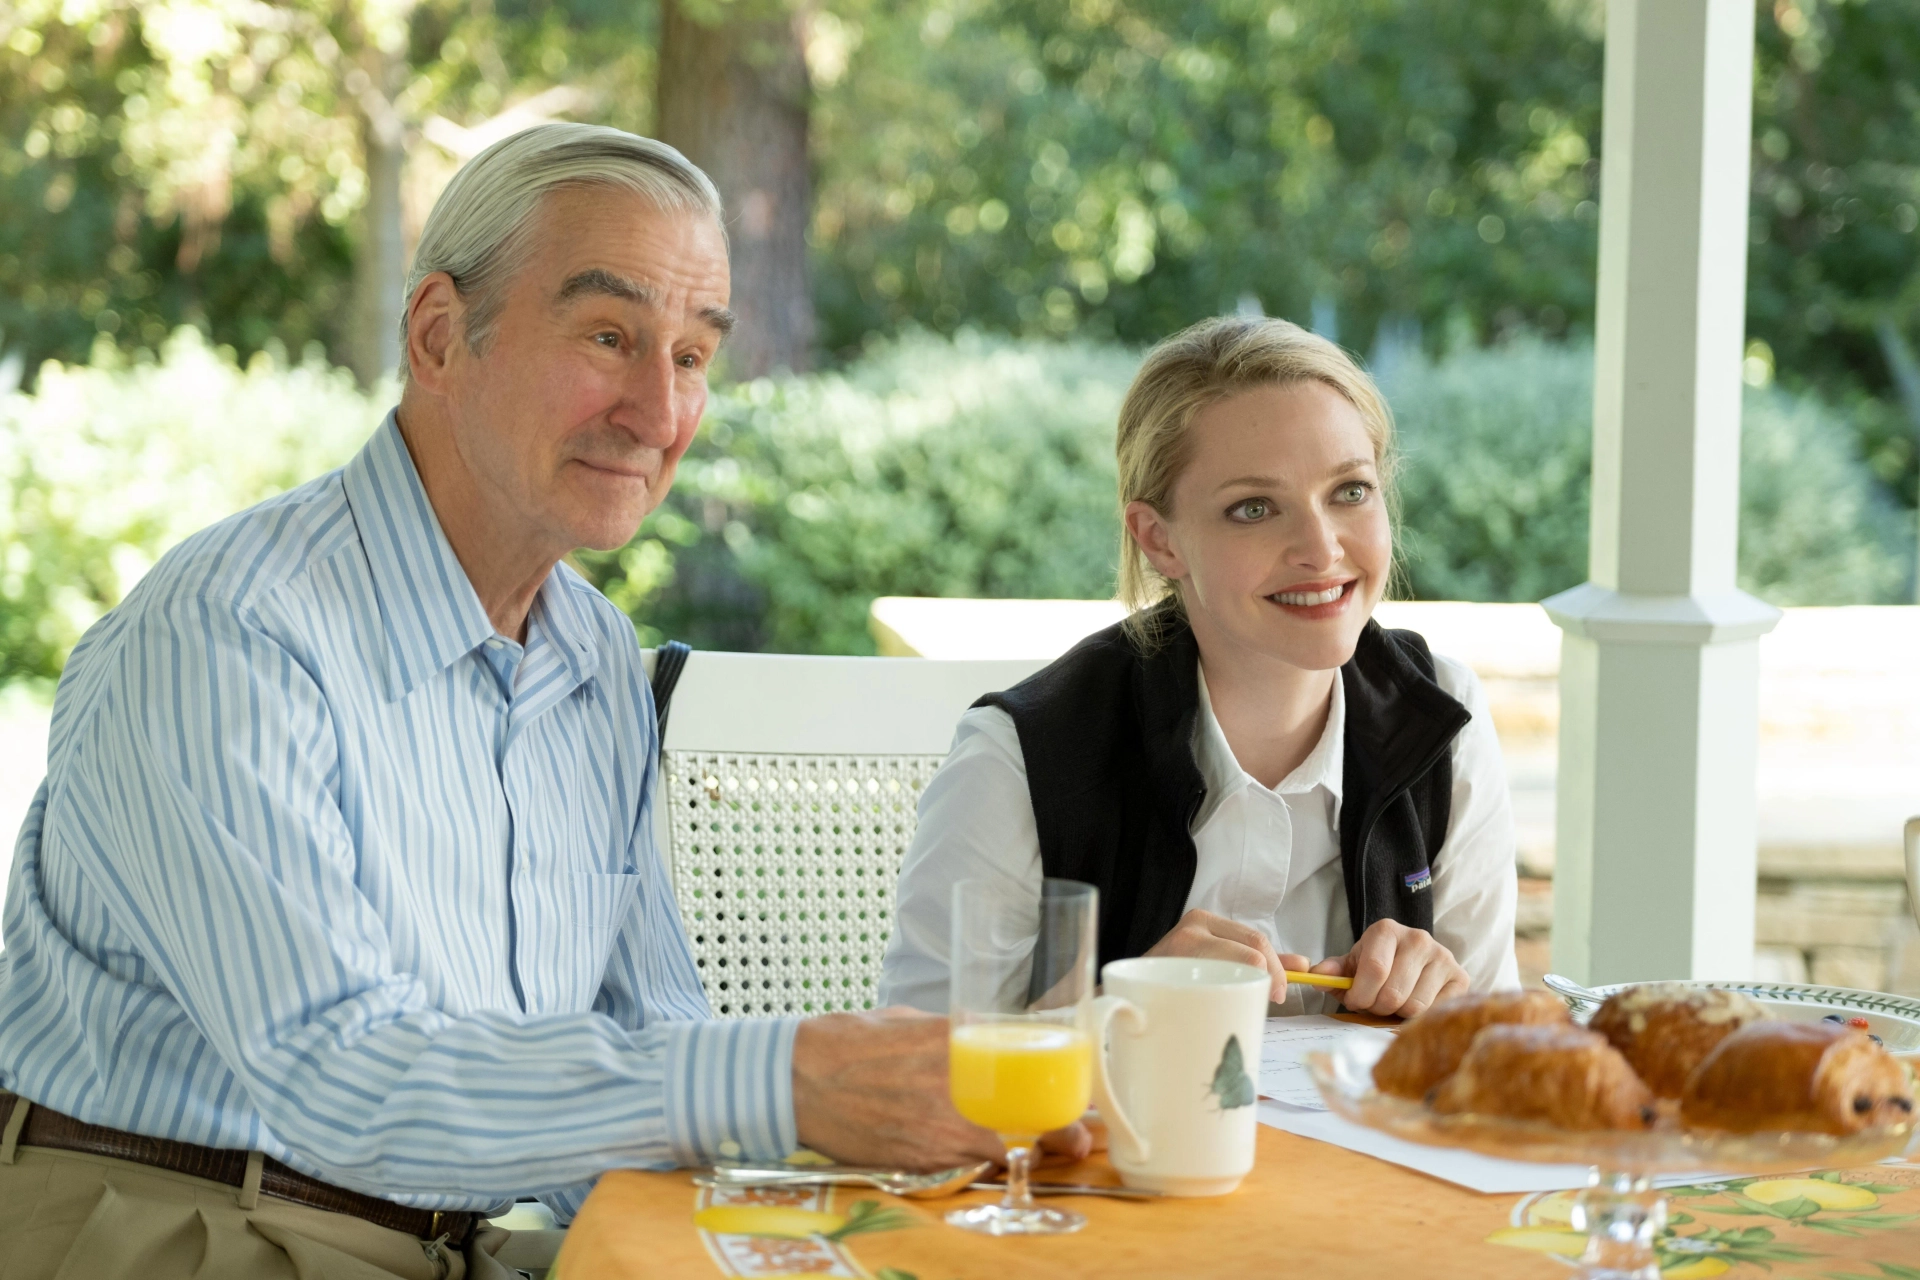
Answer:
[1087,994,1150,1164]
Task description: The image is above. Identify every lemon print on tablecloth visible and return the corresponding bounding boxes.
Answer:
[1484,1226,1585,1256]
[1490,1171,1920,1277]
[692,1206,849,1238]
[1740,1177,1878,1211]
[1485,1224,1734,1276]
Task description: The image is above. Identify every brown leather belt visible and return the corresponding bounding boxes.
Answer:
[0,1094,480,1248]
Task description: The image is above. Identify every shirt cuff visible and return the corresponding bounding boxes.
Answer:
[662,1016,799,1165]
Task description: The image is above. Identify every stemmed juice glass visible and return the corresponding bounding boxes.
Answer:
[945,878,1098,1236]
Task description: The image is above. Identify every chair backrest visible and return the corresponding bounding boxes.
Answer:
[643,650,1046,1018]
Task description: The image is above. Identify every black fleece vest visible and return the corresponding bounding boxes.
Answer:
[977,613,1471,970]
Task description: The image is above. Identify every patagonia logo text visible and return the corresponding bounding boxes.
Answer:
[1403,867,1433,893]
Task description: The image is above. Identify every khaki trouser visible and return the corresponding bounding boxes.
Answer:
[0,1127,538,1280]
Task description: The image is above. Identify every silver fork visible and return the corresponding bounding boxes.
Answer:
[694,1162,991,1200]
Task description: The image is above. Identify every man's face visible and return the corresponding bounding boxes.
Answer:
[439,187,732,553]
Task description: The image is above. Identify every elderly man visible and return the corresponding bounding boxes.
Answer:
[0,125,1061,1280]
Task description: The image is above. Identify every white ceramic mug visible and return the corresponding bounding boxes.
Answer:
[1087,956,1268,1196]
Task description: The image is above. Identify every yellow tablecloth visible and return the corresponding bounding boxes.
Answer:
[554,1125,1920,1279]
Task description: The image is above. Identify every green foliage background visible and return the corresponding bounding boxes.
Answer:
[0,332,387,685]
[1,0,1916,684]
[4,332,1908,681]
[2,0,1917,513]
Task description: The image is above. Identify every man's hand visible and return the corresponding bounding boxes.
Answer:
[1143,909,1308,1003]
[1311,919,1469,1018]
[792,1009,1089,1171]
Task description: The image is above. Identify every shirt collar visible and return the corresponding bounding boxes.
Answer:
[1191,662,1347,826]
[526,562,603,695]
[341,411,504,702]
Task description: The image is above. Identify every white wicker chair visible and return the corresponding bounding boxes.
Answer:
[642,650,1045,1018]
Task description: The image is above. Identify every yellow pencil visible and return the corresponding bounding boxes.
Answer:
[1283,970,1354,990]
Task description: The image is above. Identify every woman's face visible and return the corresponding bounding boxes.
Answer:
[1127,379,1390,673]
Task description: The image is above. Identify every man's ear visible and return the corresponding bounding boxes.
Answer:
[404,273,463,393]
[1124,500,1188,584]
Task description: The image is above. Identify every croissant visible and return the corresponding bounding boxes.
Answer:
[1430,1024,1658,1130]
[1589,983,1767,1098]
[1371,989,1569,1099]
[1680,1020,1915,1135]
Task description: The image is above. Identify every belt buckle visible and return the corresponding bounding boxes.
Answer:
[429,1209,472,1249]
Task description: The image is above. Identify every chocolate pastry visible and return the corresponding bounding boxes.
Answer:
[1429,1024,1658,1131]
[1371,989,1570,1099]
[1680,1020,1916,1135]
[1588,983,1768,1098]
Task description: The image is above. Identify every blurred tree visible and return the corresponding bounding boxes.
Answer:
[808,0,1607,357]
[658,0,815,376]
[2,0,1917,549]
[1747,0,1920,534]
[0,0,653,385]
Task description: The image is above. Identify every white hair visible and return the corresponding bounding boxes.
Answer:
[401,122,723,363]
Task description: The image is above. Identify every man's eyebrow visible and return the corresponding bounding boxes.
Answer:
[556,268,658,306]
[555,269,735,342]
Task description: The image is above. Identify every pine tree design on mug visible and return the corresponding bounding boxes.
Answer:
[1208,1034,1256,1111]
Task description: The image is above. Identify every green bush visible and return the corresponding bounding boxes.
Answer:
[582,332,1135,654]
[1384,340,1595,602]
[1,329,1910,683]
[0,330,383,685]
[1383,339,1915,606]
[593,333,1913,651]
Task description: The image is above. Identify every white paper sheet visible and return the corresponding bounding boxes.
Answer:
[1257,1100,1599,1193]
[1258,1103,1748,1194]
[1257,1015,1395,1111]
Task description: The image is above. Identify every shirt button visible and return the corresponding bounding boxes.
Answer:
[717,1139,742,1159]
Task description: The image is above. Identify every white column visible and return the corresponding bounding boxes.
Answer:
[1543,0,1780,985]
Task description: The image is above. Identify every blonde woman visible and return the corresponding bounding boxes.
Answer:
[880,315,1519,1018]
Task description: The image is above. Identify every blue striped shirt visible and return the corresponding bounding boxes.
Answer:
[0,412,797,1219]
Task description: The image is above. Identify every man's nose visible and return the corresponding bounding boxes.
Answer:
[610,347,683,447]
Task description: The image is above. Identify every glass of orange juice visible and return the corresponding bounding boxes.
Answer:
[945,878,1097,1236]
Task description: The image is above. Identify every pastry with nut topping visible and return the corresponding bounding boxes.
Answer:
[1588,983,1767,1098]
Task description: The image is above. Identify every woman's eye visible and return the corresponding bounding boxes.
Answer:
[1228,498,1270,522]
[1336,482,1373,504]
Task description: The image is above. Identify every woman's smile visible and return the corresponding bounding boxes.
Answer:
[1266,578,1357,619]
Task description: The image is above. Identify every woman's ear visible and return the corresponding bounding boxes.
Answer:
[1125,499,1189,585]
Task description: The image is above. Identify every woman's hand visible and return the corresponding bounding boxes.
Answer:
[1144,908,1309,1003]
[1311,920,1469,1018]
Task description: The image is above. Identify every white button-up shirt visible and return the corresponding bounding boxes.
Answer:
[880,651,1521,1012]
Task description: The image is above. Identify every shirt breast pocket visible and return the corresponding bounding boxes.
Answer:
[559,872,642,1008]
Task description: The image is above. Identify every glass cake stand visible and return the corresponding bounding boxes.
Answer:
[1306,1038,1917,1280]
